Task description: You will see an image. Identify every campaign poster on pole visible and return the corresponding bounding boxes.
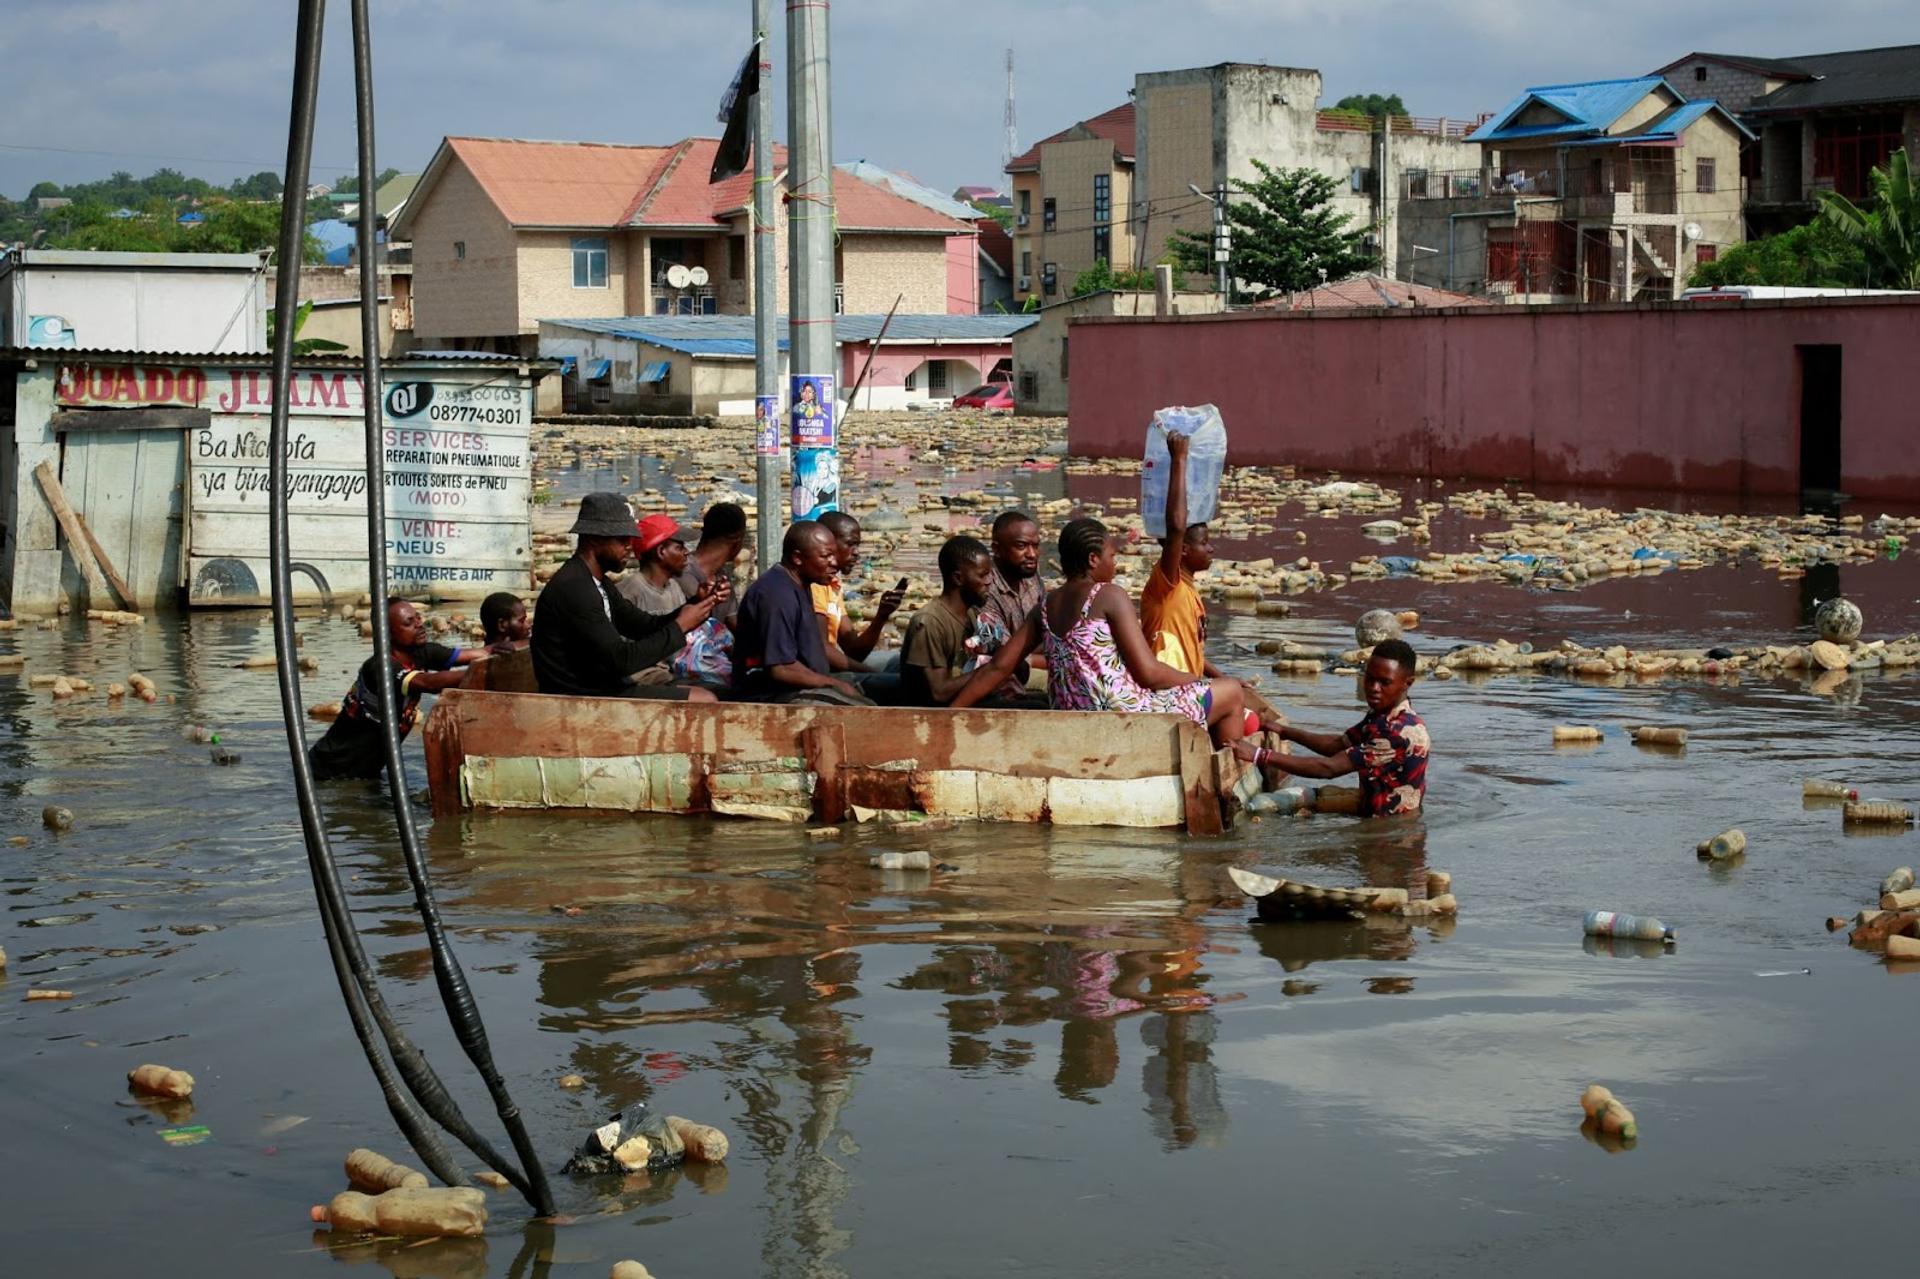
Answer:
[754,394,781,457]
[792,448,839,521]
[789,373,834,449]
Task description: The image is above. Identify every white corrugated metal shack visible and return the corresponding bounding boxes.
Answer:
[1,349,550,613]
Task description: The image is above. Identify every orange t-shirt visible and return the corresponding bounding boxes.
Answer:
[1141,562,1206,675]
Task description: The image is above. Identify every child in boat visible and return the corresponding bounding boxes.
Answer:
[1232,639,1428,815]
[309,598,485,781]
[480,592,530,650]
[947,518,1247,745]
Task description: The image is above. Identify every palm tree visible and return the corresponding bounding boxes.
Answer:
[1817,149,1920,289]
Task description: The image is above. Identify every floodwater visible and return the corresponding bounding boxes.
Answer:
[5,429,1920,1277]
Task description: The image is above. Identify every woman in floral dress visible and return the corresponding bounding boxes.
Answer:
[950,518,1247,746]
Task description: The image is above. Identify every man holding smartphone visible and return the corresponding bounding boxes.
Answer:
[813,511,907,703]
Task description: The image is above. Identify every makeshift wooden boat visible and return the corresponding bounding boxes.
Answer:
[422,653,1260,833]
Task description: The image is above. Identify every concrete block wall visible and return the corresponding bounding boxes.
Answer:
[406,158,520,340]
[840,235,948,314]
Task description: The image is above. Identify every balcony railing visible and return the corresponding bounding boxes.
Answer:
[1316,112,1493,139]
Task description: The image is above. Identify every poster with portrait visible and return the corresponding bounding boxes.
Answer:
[754,394,781,457]
[791,448,839,521]
[789,374,834,449]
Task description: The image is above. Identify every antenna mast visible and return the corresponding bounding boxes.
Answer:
[1003,48,1017,169]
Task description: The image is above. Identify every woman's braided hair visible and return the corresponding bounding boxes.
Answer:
[1058,517,1110,577]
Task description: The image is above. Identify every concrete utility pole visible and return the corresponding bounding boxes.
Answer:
[752,0,779,571]
[1213,183,1230,299]
[785,0,837,522]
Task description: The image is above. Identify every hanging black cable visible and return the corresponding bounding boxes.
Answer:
[347,0,555,1217]
[268,0,550,1213]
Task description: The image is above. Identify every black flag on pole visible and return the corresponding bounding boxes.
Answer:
[710,40,761,184]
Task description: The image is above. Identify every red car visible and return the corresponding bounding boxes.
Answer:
[952,382,1015,410]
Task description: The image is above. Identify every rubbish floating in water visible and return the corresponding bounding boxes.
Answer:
[41,805,73,831]
[557,1074,586,1089]
[260,1115,309,1137]
[1696,828,1747,860]
[664,1116,730,1164]
[1845,800,1914,825]
[1881,888,1920,911]
[871,850,931,871]
[1849,908,1919,945]
[182,725,219,744]
[563,1107,685,1174]
[127,672,157,703]
[1882,867,1916,897]
[611,1263,658,1279]
[1887,934,1920,960]
[1227,866,1447,919]
[346,1147,429,1193]
[127,1064,195,1100]
[1808,639,1851,671]
[313,1187,488,1238]
[1804,779,1859,800]
[1815,597,1865,644]
[806,826,842,840]
[1246,789,1307,816]
[27,989,75,1001]
[1552,725,1602,743]
[1583,910,1674,943]
[1353,608,1402,646]
[159,1124,212,1147]
[1580,1084,1639,1140]
[0,945,6,970]
[1630,726,1689,746]
[210,746,241,766]
[307,702,340,721]
[473,1170,510,1190]
[1754,969,1813,977]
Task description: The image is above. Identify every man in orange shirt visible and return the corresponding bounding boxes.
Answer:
[1140,432,1218,678]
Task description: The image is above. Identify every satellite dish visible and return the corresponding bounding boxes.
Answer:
[1683,222,1703,242]
[688,266,710,287]
[666,264,692,289]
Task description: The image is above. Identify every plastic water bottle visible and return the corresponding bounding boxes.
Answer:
[1583,910,1674,943]
[1142,405,1228,537]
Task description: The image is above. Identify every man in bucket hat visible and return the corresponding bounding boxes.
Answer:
[530,492,722,700]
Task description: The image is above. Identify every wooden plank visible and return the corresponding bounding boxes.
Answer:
[803,723,847,825]
[422,705,466,817]
[52,407,211,434]
[74,511,133,610]
[33,460,110,606]
[1177,722,1224,836]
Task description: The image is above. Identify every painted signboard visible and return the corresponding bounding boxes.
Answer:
[40,363,536,606]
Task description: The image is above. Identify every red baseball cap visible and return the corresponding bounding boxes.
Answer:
[632,513,690,555]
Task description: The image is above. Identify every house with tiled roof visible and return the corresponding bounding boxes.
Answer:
[391,135,978,353]
[1654,45,1920,232]
[1003,103,1136,307]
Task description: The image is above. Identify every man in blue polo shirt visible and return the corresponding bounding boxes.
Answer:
[733,521,871,705]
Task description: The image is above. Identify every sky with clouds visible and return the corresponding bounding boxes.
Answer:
[0,0,1908,199]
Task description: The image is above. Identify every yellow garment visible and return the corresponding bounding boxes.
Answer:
[810,578,846,630]
[1141,562,1205,675]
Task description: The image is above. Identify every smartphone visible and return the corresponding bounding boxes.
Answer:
[894,577,909,592]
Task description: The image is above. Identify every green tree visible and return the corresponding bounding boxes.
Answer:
[1168,160,1375,296]
[48,197,320,260]
[1816,150,1920,288]
[1071,258,1163,296]
[228,171,284,201]
[1688,220,1866,288]
[968,198,1013,230]
[1330,93,1408,119]
[266,299,349,357]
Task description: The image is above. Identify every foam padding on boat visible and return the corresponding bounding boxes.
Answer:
[1046,775,1184,827]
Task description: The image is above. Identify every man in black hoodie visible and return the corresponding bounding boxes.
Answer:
[531,492,722,700]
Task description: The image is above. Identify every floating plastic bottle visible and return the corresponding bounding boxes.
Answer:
[1580,1084,1639,1140]
[314,1187,488,1238]
[127,1064,194,1100]
[345,1147,428,1193]
[871,850,931,870]
[1553,725,1602,743]
[1583,910,1674,943]
[1882,867,1915,897]
[1696,828,1746,860]
[1141,405,1227,537]
[1845,800,1913,825]
[1804,779,1858,800]
[1631,726,1688,746]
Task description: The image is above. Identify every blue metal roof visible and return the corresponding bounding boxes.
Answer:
[1558,98,1757,147]
[541,313,1036,356]
[1471,77,1668,143]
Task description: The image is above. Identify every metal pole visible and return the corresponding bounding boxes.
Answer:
[786,0,836,521]
[1214,184,1229,299]
[751,1,780,571]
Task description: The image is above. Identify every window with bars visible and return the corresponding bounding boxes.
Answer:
[928,361,948,395]
[1696,158,1716,194]
[1043,197,1056,231]
[1093,174,1110,223]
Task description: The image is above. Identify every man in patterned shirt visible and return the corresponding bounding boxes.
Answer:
[974,509,1046,701]
[1232,639,1428,815]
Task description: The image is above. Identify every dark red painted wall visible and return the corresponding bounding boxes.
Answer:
[1064,298,1920,499]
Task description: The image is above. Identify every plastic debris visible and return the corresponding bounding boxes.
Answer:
[472,1170,510,1190]
[346,1147,429,1193]
[1845,801,1914,825]
[159,1125,212,1147]
[1804,779,1858,800]
[557,1074,586,1089]
[563,1107,683,1175]
[1882,867,1915,897]
[1696,828,1747,860]
[1552,725,1602,743]
[128,1064,195,1100]
[1580,1084,1639,1140]
[182,725,219,743]
[41,805,73,830]
[1353,608,1402,647]
[26,989,74,1000]
[806,826,842,840]
[1583,910,1674,943]
[1630,726,1689,746]
[871,850,931,870]
[611,1263,657,1279]
[314,1187,488,1238]
[665,1116,730,1163]
[210,746,241,766]
[1888,935,1920,960]
[1881,889,1920,911]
